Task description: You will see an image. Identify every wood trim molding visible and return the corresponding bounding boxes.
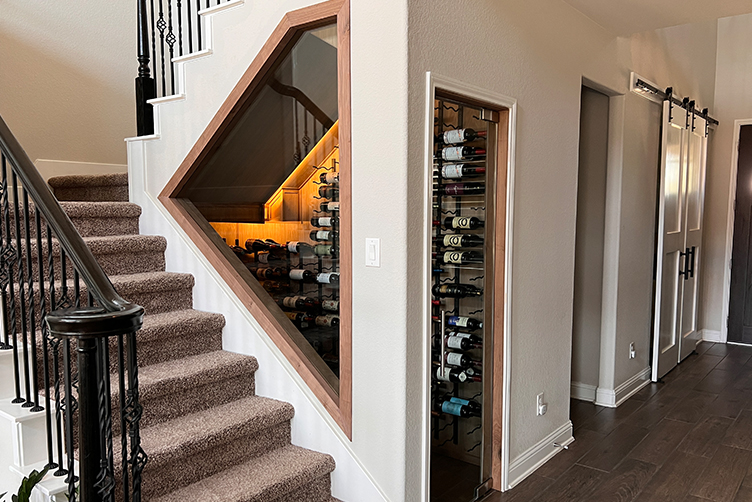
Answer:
[159,0,352,439]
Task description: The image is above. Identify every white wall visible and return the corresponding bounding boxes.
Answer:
[407,0,718,485]
[700,13,752,338]
[0,0,135,165]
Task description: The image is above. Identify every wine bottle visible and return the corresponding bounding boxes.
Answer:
[440,146,486,161]
[447,331,483,344]
[245,239,273,253]
[278,295,319,311]
[231,242,255,264]
[258,280,289,293]
[435,366,468,383]
[432,284,483,298]
[439,234,484,248]
[436,399,481,418]
[319,185,338,199]
[315,314,340,328]
[310,230,335,242]
[314,244,336,257]
[289,269,315,282]
[447,316,483,330]
[319,201,340,212]
[443,216,484,230]
[311,216,337,228]
[255,252,286,265]
[287,241,313,255]
[437,250,484,265]
[440,164,487,179]
[285,311,313,329]
[444,334,482,351]
[441,351,472,369]
[254,267,287,280]
[319,171,339,184]
[322,299,339,312]
[316,272,339,285]
[435,182,485,196]
[436,128,487,145]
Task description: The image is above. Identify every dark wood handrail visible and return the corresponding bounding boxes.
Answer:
[269,79,336,129]
[0,114,134,314]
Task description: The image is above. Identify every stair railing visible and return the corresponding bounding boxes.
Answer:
[0,114,146,502]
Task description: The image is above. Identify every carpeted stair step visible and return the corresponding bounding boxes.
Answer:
[120,396,295,500]
[152,445,335,502]
[11,271,194,331]
[48,173,129,202]
[6,201,141,238]
[19,234,166,279]
[111,350,258,431]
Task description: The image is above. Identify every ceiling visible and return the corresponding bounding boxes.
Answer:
[561,0,752,36]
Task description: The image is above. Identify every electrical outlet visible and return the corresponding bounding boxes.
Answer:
[536,392,547,416]
[629,343,636,359]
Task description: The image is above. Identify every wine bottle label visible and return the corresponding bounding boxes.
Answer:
[322,300,339,311]
[315,315,339,327]
[448,316,469,327]
[317,272,339,284]
[316,217,333,227]
[442,147,464,161]
[436,367,466,382]
[323,202,340,211]
[258,252,270,264]
[315,231,331,240]
[449,332,472,339]
[441,401,464,416]
[314,245,332,256]
[443,235,464,247]
[443,129,465,145]
[452,217,473,229]
[449,397,471,406]
[446,352,464,366]
[447,336,464,350]
[443,251,464,264]
[323,172,339,184]
[289,269,307,281]
[287,241,300,253]
[283,297,297,308]
[441,164,464,179]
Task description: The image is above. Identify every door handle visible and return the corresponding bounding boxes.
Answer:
[688,246,696,278]
[679,248,689,280]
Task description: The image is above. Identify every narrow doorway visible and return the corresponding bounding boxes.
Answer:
[728,125,752,344]
[571,85,609,403]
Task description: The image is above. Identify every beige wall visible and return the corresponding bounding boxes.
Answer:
[701,13,752,337]
[0,1,135,165]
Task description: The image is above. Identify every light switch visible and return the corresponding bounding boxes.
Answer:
[365,238,380,267]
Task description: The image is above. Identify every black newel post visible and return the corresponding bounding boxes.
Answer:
[136,0,156,136]
[77,337,104,502]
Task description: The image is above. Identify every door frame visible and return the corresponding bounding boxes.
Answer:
[721,119,752,343]
[421,72,517,498]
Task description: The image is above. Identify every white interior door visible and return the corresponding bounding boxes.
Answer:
[678,114,708,362]
[652,101,688,381]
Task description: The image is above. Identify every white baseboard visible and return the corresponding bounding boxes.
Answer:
[34,159,127,182]
[570,381,597,402]
[507,421,573,489]
[595,367,650,408]
[701,329,723,343]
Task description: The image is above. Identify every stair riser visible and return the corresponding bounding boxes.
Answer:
[136,421,292,501]
[271,475,333,502]
[5,212,139,239]
[22,246,165,280]
[53,186,128,203]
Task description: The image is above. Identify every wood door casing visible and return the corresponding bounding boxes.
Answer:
[728,125,752,344]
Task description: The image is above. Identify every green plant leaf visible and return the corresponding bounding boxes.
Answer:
[13,466,49,502]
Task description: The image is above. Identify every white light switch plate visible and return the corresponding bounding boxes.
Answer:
[365,238,380,267]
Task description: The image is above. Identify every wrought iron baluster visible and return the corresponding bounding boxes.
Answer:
[157,0,168,97]
[13,178,32,407]
[177,0,184,56]
[1,157,21,403]
[23,189,42,411]
[303,112,311,157]
[58,248,70,310]
[293,100,301,165]
[74,269,81,309]
[0,155,13,350]
[118,334,130,502]
[62,338,79,499]
[94,337,115,501]
[186,0,193,53]
[125,331,147,502]
[196,0,203,51]
[166,0,177,95]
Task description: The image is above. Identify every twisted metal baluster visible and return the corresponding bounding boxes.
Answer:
[117,334,130,502]
[302,112,311,157]
[94,337,115,501]
[125,331,147,502]
[23,189,42,411]
[293,100,301,165]
[49,231,67,475]
[58,248,71,309]
[0,156,14,350]
[177,0,184,57]
[13,178,32,407]
[156,0,167,97]
[62,338,79,499]
[186,0,193,53]
[166,0,177,95]
[150,0,158,96]
[1,157,21,403]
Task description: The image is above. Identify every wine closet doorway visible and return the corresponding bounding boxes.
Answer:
[428,82,511,502]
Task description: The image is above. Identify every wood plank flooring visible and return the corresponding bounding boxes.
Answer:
[484,342,752,502]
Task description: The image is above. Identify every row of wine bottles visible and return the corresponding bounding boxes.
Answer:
[232,240,337,262]
[436,128,487,145]
[286,311,340,329]
[251,267,339,284]
[434,395,482,418]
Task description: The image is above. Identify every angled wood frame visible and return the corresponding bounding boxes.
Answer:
[159,0,352,438]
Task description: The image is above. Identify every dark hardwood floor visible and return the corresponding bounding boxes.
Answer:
[484,342,752,502]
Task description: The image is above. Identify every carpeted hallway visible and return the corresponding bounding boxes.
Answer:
[44,172,340,501]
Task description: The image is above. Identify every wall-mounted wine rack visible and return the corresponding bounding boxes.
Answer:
[431,95,500,500]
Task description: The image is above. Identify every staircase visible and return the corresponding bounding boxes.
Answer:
[41,172,339,501]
